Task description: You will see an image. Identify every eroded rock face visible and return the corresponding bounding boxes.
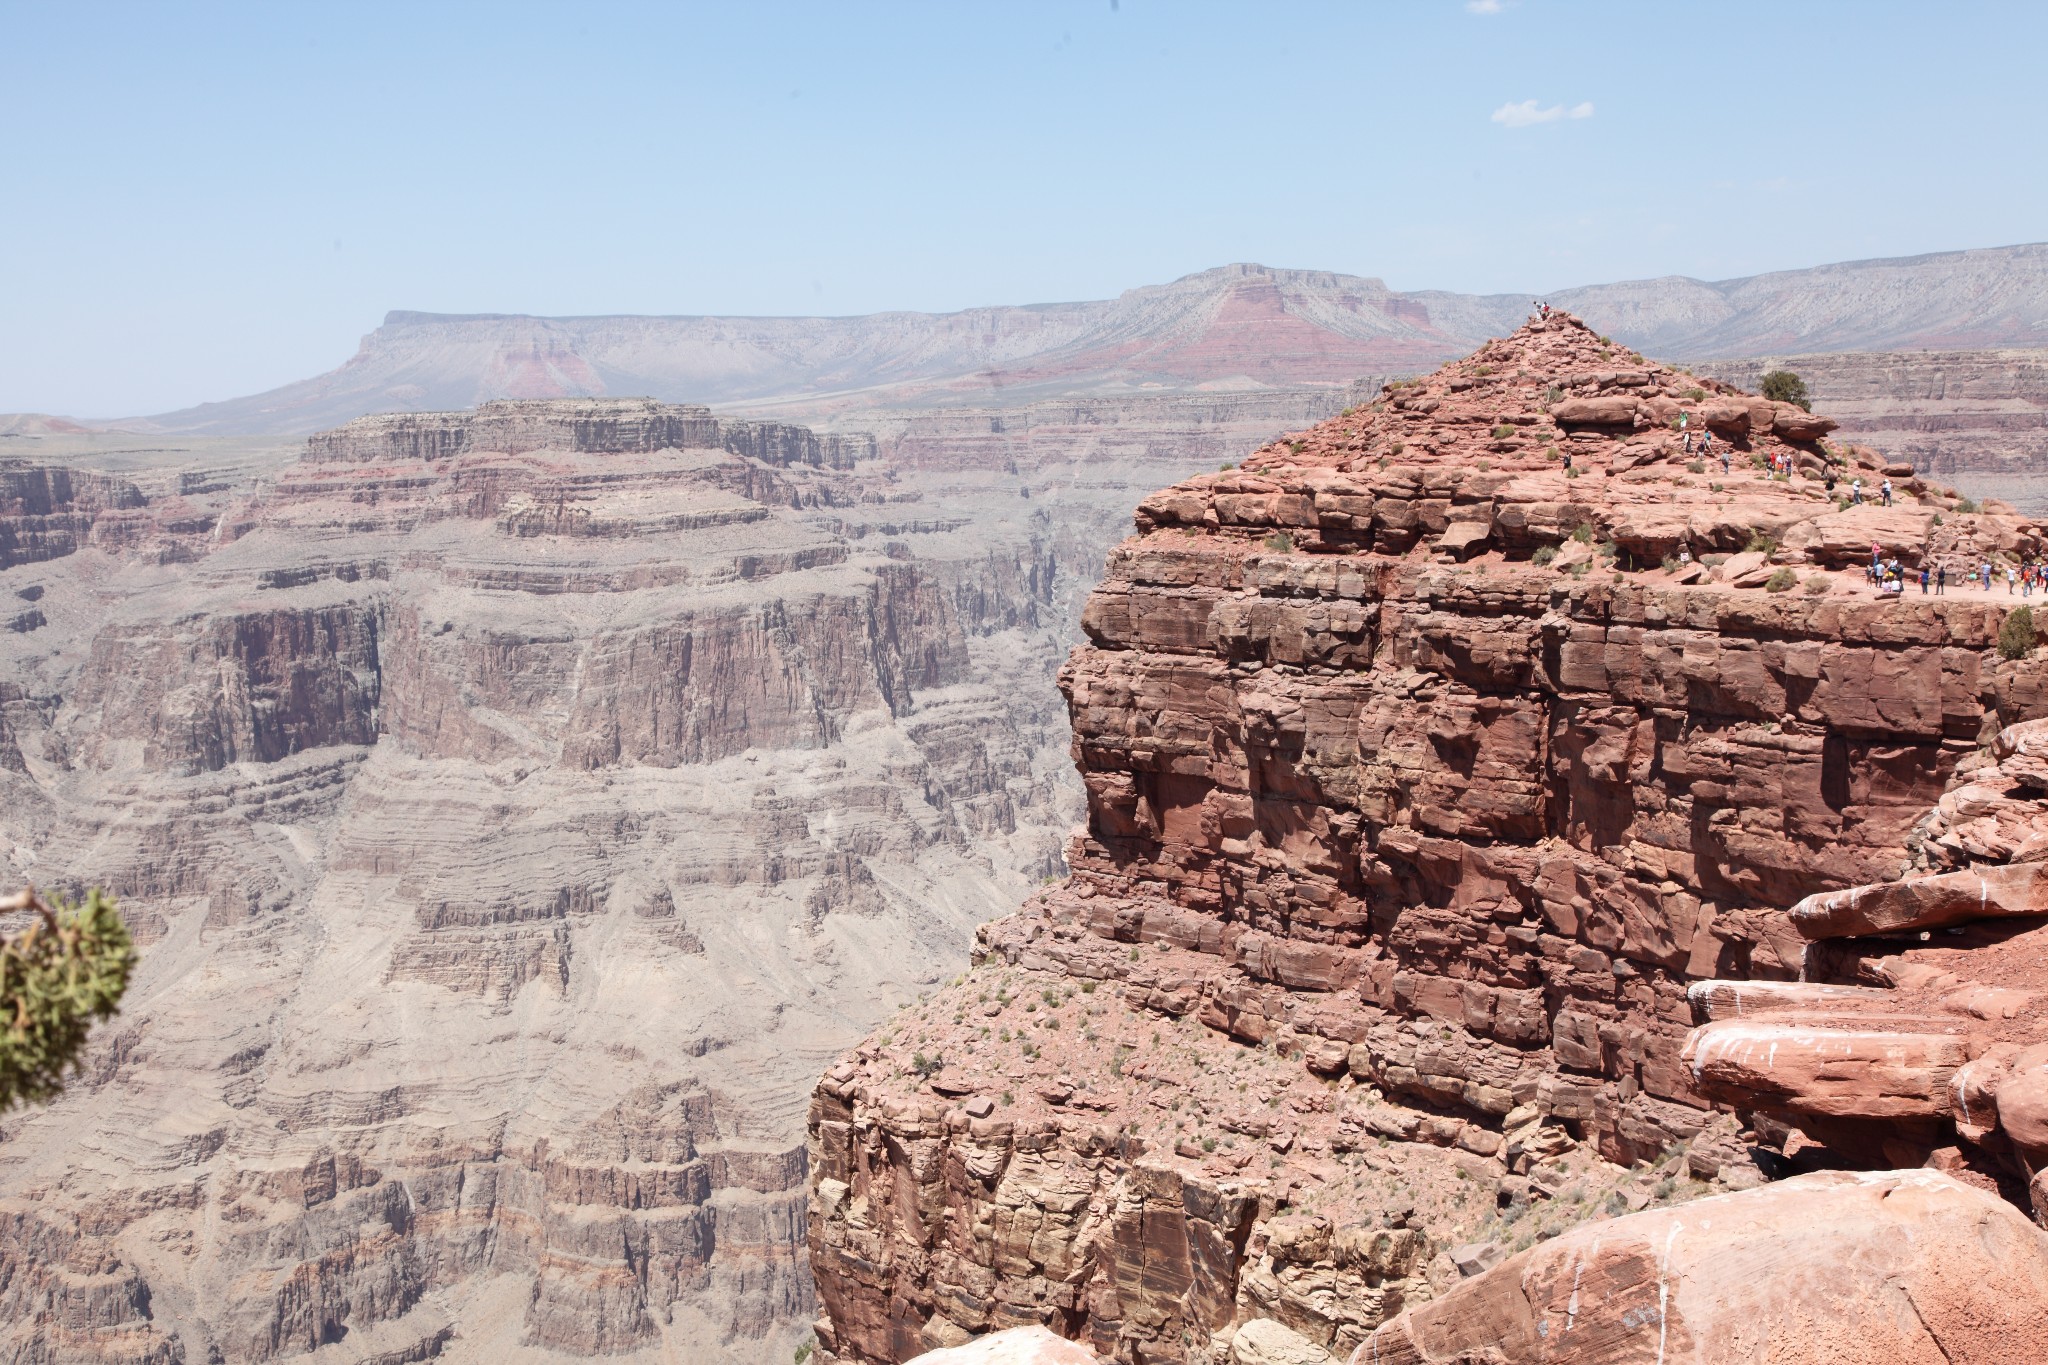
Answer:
[0,398,1256,1365]
[807,315,2048,1363]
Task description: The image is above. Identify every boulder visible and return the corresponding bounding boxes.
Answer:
[1700,401,1752,436]
[1789,862,2048,938]
[1232,1318,1334,1365]
[1685,979,1893,1022]
[1771,405,1839,442]
[907,1326,1102,1365]
[1551,396,1638,427]
[1995,1043,2048,1158]
[1354,1170,2048,1364]
[1682,1020,1967,1119]
[1788,507,1935,567]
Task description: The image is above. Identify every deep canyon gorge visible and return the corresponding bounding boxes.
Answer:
[3,248,2048,1364]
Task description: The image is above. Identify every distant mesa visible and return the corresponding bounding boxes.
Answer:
[101,242,2048,438]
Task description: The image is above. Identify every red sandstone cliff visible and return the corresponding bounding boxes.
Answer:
[806,316,2048,1363]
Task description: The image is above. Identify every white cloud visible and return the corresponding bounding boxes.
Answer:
[1466,0,1506,13]
[1491,99,1595,128]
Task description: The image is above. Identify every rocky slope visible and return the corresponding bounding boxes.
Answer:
[0,395,1289,1365]
[806,315,2048,1363]
[113,244,2048,437]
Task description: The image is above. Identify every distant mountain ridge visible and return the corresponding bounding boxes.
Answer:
[113,242,2048,436]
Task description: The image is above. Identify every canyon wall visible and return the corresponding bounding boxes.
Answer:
[0,396,1283,1365]
[1704,348,2048,488]
[806,318,2048,1363]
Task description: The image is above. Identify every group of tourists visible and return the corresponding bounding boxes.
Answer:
[1869,550,1911,594]
[1868,553,2046,597]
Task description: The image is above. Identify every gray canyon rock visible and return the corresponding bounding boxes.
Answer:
[0,390,1346,1365]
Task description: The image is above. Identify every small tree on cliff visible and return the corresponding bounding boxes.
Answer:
[1999,606,2038,661]
[1759,370,1812,412]
[0,887,134,1111]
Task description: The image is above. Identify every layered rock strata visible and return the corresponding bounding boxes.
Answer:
[1680,706,2048,1201]
[0,397,1238,1365]
[307,398,871,469]
[808,315,2048,1363]
[1704,348,2048,488]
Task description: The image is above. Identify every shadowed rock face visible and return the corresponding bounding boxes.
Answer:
[0,395,1323,1365]
[806,316,2048,1364]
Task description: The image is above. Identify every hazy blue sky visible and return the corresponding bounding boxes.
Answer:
[4,1,2042,416]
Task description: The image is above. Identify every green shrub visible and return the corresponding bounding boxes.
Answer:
[1744,531,1779,555]
[1532,545,1559,567]
[0,888,134,1112]
[1764,568,1798,593]
[1759,370,1811,411]
[1803,575,1830,595]
[1999,606,2037,661]
[1685,388,1707,401]
[1686,459,1705,474]
[1956,497,1980,514]
[1492,424,1515,439]
[1571,523,1595,544]
[1265,531,1294,553]
[1218,463,1236,472]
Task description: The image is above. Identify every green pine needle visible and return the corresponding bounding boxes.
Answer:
[0,887,136,1112]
